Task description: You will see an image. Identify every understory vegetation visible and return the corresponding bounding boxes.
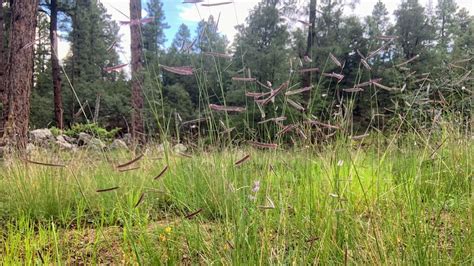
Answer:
[0,125,472,264]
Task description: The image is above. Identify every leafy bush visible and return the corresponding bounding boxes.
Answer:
[49,127,62,137]
[50,123,120,141]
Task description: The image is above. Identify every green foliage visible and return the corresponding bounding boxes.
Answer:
[233,1,289,84]
[170,24,191,52]
[54,123,120,140]
[195,15,228,53]
[30,0,131,130]
[64,0,120,83]
[451,8,474,59]
[394,0,435,60]
[143,0,169,59]
[49,126,61,137]
[435,0,458,50]
[30,69,54,129]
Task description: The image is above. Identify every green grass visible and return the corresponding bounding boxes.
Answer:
[0,133,472,264]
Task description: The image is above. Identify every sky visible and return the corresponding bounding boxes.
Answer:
[58,0,474,67]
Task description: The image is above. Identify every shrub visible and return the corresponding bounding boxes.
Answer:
[51,123,120,141]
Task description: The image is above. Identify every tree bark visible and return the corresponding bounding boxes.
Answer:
[1,0,39,151]
[50,0,63,129]
[0,0,7,137]
[302,0,317,89]
[302,0,317,105]
[130,0,145,144]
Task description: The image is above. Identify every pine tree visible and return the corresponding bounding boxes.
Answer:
[365,1,391,62]
[195,15,228,53]
[60,0,124,126]
[435,0,458,51]
[130,0,145,143]
[171,23,191,52]
[316,0,344,47]
[164,23,197,105]
[394,0,433,60]
[310,0,346,74]
[233,0,289,84]
[142,0,169,59]
[0,0,7,136]
[68,0,114,82]
[450,8,473,63]
[30,9,54,128]
[50,0,64,129]
[301,0,316,88]
[366,1,389,39]
[1,0,39,151]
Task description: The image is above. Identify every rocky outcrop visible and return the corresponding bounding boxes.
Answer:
[88,138,106,151]
[173,143,187,153]
[122,133,132,146]
[56,135,76,150]
[78,132,92,146]
[29,129,54,146]
[109,139,128,150]
[26,129,109,151]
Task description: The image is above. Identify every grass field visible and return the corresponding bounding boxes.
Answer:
[0,131,471,264]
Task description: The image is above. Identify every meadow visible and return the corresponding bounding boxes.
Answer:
[1,0,473,264]
[0,127,471,264]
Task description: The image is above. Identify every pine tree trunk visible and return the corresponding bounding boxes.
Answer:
[130,0,145,144]
[302,0,317,89]
[1,0,39,151]
[71,3,76,124]
[0,0,7,137]
[50,0,63,129]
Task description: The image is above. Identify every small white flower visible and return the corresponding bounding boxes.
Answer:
[337,160,344,167]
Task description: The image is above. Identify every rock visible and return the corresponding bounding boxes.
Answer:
[122,133,132,145]
[156,143,166,153]
[88,138,106,151]
[173,143,187,154]
[56,140,75,150]
[109,139,128,150]
[29,129,54,146]
[56,135,67,143]
[77,132,105,150]
[26,143,36,154]
[54,135,76,150]
[63,135,77,144]
[78,132,92,146]
[57,140,75,150]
